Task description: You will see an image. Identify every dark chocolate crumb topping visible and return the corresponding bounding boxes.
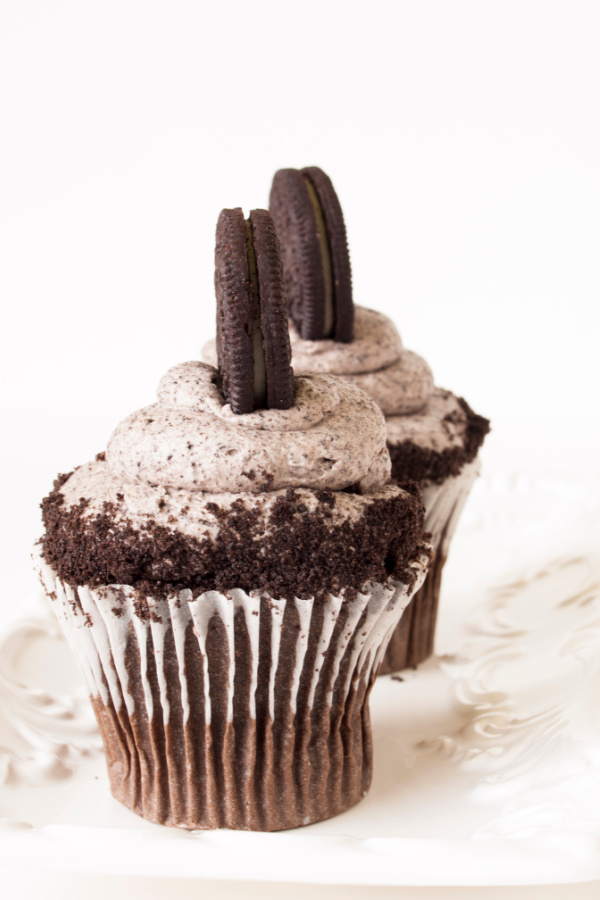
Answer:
[40,481,428,611]
[388,397,490,485]
[51,472,72,492]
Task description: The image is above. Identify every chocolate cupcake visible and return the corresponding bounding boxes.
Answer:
[35,208,430,831]
[265,166,490,673]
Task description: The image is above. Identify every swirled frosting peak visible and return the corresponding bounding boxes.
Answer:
[288,305,434,417]
[289,305,403,375]
[106,362,391,494]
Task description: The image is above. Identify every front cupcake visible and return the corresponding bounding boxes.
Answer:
[35,208,430,831]
[266,166,490,674]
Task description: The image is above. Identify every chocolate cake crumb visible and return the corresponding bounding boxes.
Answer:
[389,397,490,485]
[315,491,335,508]
[40,478,428,612]
[395,479,422,499]
[52,472,71,493]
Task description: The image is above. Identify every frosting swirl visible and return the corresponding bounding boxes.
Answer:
[289,305,404,375]
[106,362,390,494]
[288,306,435,419]
[340,350,434,416]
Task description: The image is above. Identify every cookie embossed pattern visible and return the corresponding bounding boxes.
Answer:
[2,474,600,884]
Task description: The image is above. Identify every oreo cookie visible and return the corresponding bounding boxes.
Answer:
[215,207,294,415]
[269,166,353,343]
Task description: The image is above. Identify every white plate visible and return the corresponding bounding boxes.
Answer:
[2,473,600,886]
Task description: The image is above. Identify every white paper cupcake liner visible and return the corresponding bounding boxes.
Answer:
[34,545,428,831]
[380,458,480,673]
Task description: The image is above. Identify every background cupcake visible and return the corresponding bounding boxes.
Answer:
[267,166,490,673]
[36,207,430,831]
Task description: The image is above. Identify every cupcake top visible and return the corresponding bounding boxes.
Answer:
[40,206,428,604]
[40,359,425,602]
[289,305,435,416]
[264,165,489,481]
[288,303,489,471]
[288,305,489,483]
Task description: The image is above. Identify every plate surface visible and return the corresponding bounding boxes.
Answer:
[2,472,600,886]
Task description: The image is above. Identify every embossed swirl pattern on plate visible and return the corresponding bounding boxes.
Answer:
[3,473,600,841]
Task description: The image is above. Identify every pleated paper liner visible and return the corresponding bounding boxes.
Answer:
[380,459,480,674]
[35,547,428,831]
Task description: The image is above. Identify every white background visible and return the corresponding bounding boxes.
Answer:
[1,1,600,419]
[1,2,600,897]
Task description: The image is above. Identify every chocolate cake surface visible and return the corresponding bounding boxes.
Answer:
[41,466,426,606]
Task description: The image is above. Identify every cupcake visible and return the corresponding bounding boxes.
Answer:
[267,166,490,673]
[35,208,430,831]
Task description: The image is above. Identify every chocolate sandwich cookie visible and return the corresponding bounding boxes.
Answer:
[269,167,353,343]
[215,207,294,415]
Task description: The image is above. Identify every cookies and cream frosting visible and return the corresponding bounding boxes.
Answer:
[288,306,435,417]
[289,306,404,375]
[106,361,390,495]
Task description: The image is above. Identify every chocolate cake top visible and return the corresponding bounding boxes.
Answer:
[40,473,428,604]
